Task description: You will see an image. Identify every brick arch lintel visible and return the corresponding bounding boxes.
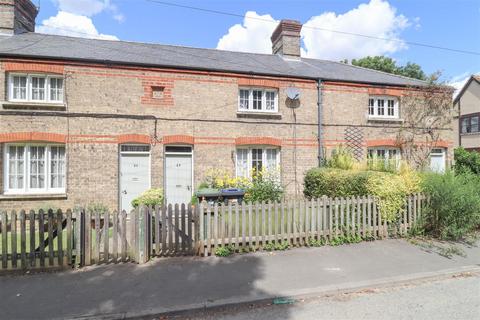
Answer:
[366,139,398,148]
[4,62,65,75]
[163,135,194,145]
[235,137,282,147]
[0,132,67,143]
[367,139,451,149]
[117,134,151,144]
[432,140,450,148]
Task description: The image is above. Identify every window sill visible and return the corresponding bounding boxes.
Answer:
[237,111,282,120]
[367,117,404,123]
[460,132,480,136]
[2,101,66,111]
[0,193,67,200]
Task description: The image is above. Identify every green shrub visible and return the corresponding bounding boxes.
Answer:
[131,188,164,208]
[304,168,370,198]
[244,173,284,203]
[454,147,480,175]
[304,167,422,221]
[420,171,480,240]
[327,146,355,170]
[307,237,326,247]
[365,173,409,221]
[366,158,398,173]
[328,234,363,246]
[215,245,235,257]
[263,241,290,251]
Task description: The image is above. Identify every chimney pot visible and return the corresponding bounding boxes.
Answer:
[271,19,302,59]
[0,0,38,35]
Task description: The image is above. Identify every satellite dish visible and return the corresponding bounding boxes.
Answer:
[286,87,300,100]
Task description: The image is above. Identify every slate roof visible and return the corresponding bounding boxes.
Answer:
[0,32,427,87]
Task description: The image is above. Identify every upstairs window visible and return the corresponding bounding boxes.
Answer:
[8,74,64,103]
[461,115,479,134]
[368,96,399,119]
[368,98,375,115]
[238,88,278,113]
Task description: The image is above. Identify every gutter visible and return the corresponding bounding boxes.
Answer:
[317,79,324,166]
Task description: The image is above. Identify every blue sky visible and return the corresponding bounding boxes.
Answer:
[34,0,480,88]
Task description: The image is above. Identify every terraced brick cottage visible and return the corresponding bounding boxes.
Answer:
[454,75,480,152]
[0,0,453,211]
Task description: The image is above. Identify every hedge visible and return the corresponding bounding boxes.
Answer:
[304,167,421,221]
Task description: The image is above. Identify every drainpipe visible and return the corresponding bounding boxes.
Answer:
[317,79,324,166]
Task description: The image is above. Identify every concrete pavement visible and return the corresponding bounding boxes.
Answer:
[0,239,479,320]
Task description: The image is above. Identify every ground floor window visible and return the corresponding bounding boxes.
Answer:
[367,147,400,170]
[3,144,66,194]
[236,147,280,178]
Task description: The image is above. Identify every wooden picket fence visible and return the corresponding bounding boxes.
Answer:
[0,209,74,270]
[0,205,197,271]
[197,193,427,256]
[0,194,426,271]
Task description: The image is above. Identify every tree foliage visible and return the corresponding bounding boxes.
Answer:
[395,81,453,170]
[349,56,427,80]
[454,147,480,175]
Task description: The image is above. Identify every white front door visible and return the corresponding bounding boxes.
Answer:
[120,146,150,212]
[165,150,192,205]
[430,148,446,173]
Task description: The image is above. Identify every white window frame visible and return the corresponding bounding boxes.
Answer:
[238,88,278,113]
[8,73,64,104]
[9,74,28,102]
[3,143,67,195]
[367,96,399,119]
[367,147,401,165]
[235,147,280,179]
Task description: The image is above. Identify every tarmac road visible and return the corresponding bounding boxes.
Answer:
[165,272,480,320]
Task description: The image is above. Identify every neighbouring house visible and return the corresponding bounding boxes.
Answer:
[453,75,480,152]
[0,0,453,211]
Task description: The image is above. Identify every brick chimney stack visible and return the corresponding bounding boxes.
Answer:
[0,0,38,35]
[270,19,302,59]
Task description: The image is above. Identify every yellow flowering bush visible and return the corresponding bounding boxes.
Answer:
[203,169,252,189]
[201,168,283,202]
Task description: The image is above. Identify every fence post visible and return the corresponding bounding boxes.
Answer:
[78,209,86,267]
[197,202,204,256]
[137,206,150,264]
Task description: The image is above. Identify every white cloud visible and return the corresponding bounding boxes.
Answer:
[449,72,476,98]
[216,0,412,61]
[54,0,109,17]
[216,11,278,53]
[38,0,122,40]
[302,0,410,60]
[113,13,125,23]
[413,17,421,30]
[37,11,118,40]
